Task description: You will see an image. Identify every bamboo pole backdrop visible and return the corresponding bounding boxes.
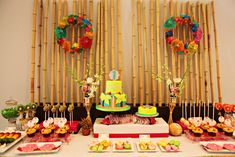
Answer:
[156,0,162,106]
[30,0,37,103]
[50,0,56,108]
[150,0,156,106]
[37,0,43,105]
[143,2,149,106]
[132,0,137,107]
[77,0,82,106]
[42,0,49,106]
[30,0,223,114]
[95,0,101,105]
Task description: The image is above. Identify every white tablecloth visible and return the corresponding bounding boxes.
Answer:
[1,133,235,157]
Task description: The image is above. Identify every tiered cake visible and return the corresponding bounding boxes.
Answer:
[96,70,130,112]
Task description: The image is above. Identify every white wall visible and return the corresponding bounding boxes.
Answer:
[0,0,235,127]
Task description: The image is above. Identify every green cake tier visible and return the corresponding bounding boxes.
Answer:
[96,105,131,112]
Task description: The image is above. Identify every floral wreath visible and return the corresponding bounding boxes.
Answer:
[55,14,93,53]
[164,14,203,55]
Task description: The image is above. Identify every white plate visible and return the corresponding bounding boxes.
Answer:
[158,145,181,152]
[0,131,26,154]
[15,142,62,154]
[113,141,134,153]
[136,142,158,152]
[200,141,235,153]
[88,141,111,153]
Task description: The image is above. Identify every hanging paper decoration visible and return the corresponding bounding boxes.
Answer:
[55,14,93,53]
[164,14,203,55]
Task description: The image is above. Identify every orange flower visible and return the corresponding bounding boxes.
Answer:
[171,39,184,53]
[62,41,71,52]
[223,104,232,113]
[215,102,223,111]
[85,32,93,39]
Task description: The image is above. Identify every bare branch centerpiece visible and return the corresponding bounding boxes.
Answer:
[156,14,203,124]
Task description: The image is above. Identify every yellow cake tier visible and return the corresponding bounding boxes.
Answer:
[138,106,157,115]
[105,81,122,94]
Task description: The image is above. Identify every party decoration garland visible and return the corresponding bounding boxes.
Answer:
[164,15,203,55]
[55,14,93,53]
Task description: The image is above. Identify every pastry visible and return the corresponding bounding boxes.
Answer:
[223,127,234,136]
[192,128,203,137]
[216,123,225,132]
[201,124,210,132]
[41,128,52,137]
[207,127,218,136]
[55,128,67,137]
[26,128,36,137]
[48,124,56,133]
[187,124,196,133]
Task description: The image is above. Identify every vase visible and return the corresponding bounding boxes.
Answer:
[84,98,92,127]
[168,97,177,124]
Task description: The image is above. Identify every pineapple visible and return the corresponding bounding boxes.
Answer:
[81,118,91,136]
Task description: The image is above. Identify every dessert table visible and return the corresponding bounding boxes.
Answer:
[1,133,234,157]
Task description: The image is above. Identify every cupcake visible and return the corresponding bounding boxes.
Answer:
[223,127,234,136]
[217,123,225,132]
[26,128,36,137]
[33,124,40,132]
[55,128,67,137]
[187,124,196,133]
[48,124,56,133]
[207,127,218,136]
[192,128,203,137]
[41,128,52,137]
[201,124,210,132]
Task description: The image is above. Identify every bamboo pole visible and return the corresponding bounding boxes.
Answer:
[137,0,143,106]
[201,3,209,103]
[143,2,149,106]
[170,0,176,86]
[187,1,193,105]
[181,2,188,105]
[212,0,222,103]
[89,0,94,76]
[132,0,137,107]
[206,4,215,103]
[50,0,56,107]
[163,0,169,105]
[156,0,162,106]
[77,0,82,106]
[197,1,204,103]
[175,0,181,104]
[192,3,199,105]
[30,0,37,103]
[100,0,105,94]
[70,0,76,106]
[111,0,115,70]
[117,0,123,79]
[83,0,87,78]
[95,1,101,104]
[62,0,68,107]
[37,0,43,105]
[43,0,49,106]
[150,0,156,106]
[57,0,62,107]
[104,0,109,82]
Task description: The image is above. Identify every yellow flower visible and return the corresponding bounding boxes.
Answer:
[58,21,66,29]
[188,41,198,54]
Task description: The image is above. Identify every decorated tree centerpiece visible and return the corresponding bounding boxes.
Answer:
[156,14,203,124]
